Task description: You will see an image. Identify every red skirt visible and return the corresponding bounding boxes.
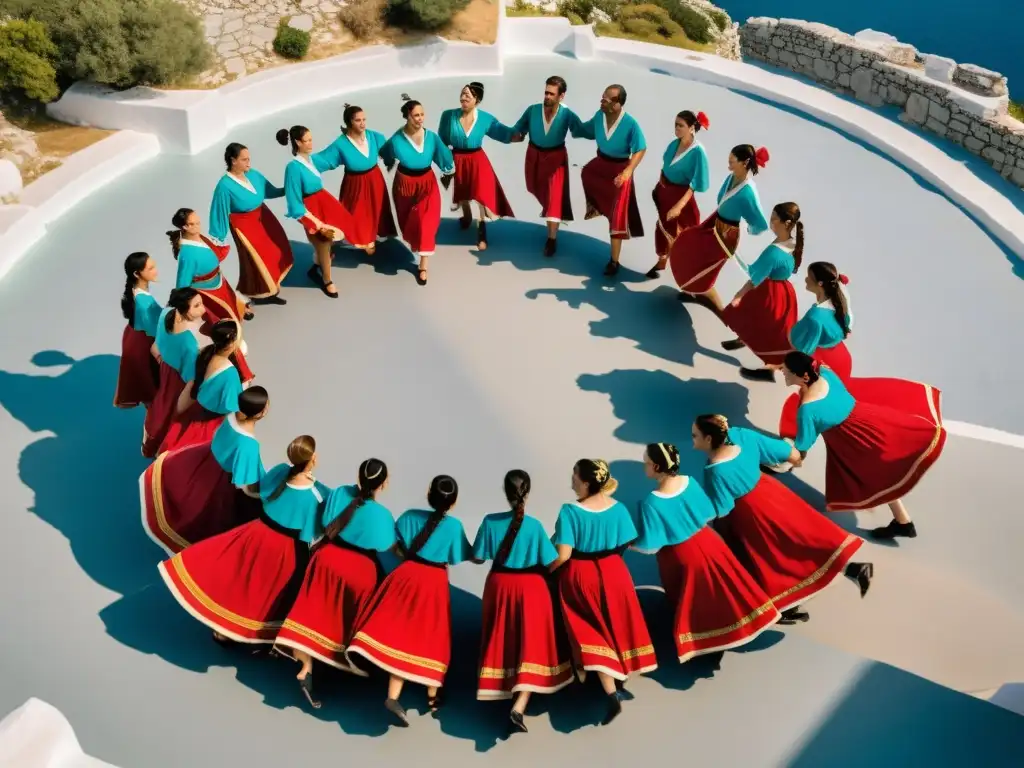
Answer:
[346,560,451,687]
[717,475,862,611]
[298,188,356,240]
[477,569,573,700]
[721,279,799,365]
[158,518,310,643]
[114,325,159,409]
[275,542,384,671]
[451,148,514,219]
[670,212,739,294]
[580,153,643,239]
[558,554,657,680]
[230,205,294,299]
[157,402,224,456]
[525,143,573,222]
[142,363,187,458]
[141,441,259,555]
[393,169,441,255]
[657,528,780,662]
[339,167,398,248]
[653,174,700,258]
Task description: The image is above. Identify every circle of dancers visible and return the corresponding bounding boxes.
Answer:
[111,75,948,732]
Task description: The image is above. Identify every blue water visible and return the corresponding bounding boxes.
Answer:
[719,0,1023,98]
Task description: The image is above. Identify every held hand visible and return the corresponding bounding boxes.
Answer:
[730,297,742,309]
[511,132,525,143]
[318,227,336,241]
[666,204,682,221]
[613,169,632,188]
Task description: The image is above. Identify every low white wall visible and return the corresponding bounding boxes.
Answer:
[502,15,575,57]
[0,698,118,767]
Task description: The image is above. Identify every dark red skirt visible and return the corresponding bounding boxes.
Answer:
[525,143,573,222]
[653,174,700,258]
[339,167,398,248]
[298,188,356,240]
[559,554,657,680]
[721,279,799,366]
[141,441,259,555]
[346,560,451,687]
[392,170,441,255]
[717,475,862,611]
[230,205,294,299]
[275,542,384,671]
[669,212,739,294]
[452,148,514,219]
[157,402,224,456]
[158,518,310,643]
[142,363,187,458]
[477,570,573,700]
[580,154,643,239]
[657,528,780,662]
[115,325,159,409]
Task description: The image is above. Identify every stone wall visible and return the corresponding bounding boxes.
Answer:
[739,18,1024,189]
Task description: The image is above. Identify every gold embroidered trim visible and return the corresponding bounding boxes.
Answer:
[168,556,283,632]
[677,598,778,643]
[771,534,858,604]
[232,217,286,299]
[198,286,246,323]
[479,661,572,679]
[579,643,655,662]
[350,631,447,673]
[151,452,191,550]
[280,619,345,652]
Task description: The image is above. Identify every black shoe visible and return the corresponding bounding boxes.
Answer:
[321,280,338,299]
[778,607,810,625]
[459,213,473,230]
[243,311,255,321]
[604,260,620,277]
[509,710,528,733]
[544,237,557,257]
[416,268,428,286]
[721,338,746,351]
[740,367,776,382]
[477,221,487,250]
[601,692,623,725]
[298,673,321,709]
[252,294,287,306]
[871,520,917,540]
[645,258,667,279]
[385,698,409,727]
[847,562,874,598]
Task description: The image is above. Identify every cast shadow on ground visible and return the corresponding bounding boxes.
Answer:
[281,238,418,287]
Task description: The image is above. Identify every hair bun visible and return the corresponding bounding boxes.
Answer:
[400,93,411,101]
[839,273,849,285]
[696,111,710,130]
[275,128,289,146]
[755,146,770,168]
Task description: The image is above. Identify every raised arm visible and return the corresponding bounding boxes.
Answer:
[484,112,517,144]
[254,169,285,200]
[571,111,596,141]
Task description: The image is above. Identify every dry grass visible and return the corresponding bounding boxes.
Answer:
[1010,101,1024,122]
[339,0,386,39]
[505,0,553,17]
[594,20,715,53]
[4,111,114,184]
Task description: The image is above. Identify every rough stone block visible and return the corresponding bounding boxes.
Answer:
[928,100,951,124]
[886,86,908,106]
[982,146,1006,164]
[288,14,314,32]
[854,28,898,44]
[925,118,948,137]
[1011,167,1024,186]
[905,92,930,123]
[924,54,956,83]
[880,42,917,66]
[850,67,874,101]
[949,119,970,134]
[779,49,797,65]
[797,54,811,67]
[837,72,851,87]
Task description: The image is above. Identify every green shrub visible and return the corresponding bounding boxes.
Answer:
[619,4,684,39]
[1010,100,1024,122]
[274,20,310,59]
[641,0,714,43]
[0,20,59,103]
[707,8,729,32]
[565,11,586,25]
[386,0,470,31]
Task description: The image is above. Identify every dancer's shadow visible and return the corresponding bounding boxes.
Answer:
[281,239,418,286]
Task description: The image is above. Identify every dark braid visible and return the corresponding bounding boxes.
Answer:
[167,208,192,260]
[494,469,530,567]
[190,319,237,399]
[164,287,198,333]
[121,252,149,323]
[266,435,316,502]
[809,261,850,338]
[408,475,458,556]
[324,459,388,541]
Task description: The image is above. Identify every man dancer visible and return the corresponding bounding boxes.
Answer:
[575,84,646,277]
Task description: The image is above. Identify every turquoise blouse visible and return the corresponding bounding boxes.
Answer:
[511,103,584,149]
[715,177,769,235]
[632,479,717,553]
[472,512,558,569]
[660,140,710,191]
[210,415,265,487]
[794,367,856,452]
[437,109,515,150]
[702,427,794,518]
[154,308,200,382]
[175,239,223,291]
[208,170,284,243]
[317,130,389,174]
[380,129,455,174]
[396,509,472,565]
[748,241,796,287]
[196,363,243,414]
[322,484,397,552]
[790,301,853,353]
[552,500,637,553]
[259,463,329,544]
[283,154,335,220]
[132,291,162,338]
[574,110,647,159]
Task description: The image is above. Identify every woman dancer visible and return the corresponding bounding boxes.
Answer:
[647,110,710,279]
[720,202,803,382]
[633,443,780,664]
[789,261,854,381]
[275,458,396,709]
[474,469,572,733]
[159,435,327,645]
[549,459,657,726]
[142,288,205,458]
[381,98,456,286]
[317,105,397,255]
[670,145,770,314]
[694,415,872,625]
[780,352,945,541]
[346,475,471,726]
[277,125,356,299]
[115,252,162,409]
[209,142,292,306]
[158,319,244,456]
[437,81,517,250]
[141,386,267,555]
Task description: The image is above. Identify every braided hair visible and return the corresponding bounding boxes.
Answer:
[574,459,618,498]
[493,469,531,567]
[773,202,804,270]
[808,261,851,338]
[323,459,388,541]
[163,287,199,333]
[407,475,458,556]
[266,435,316,502]
[190,319,238,399]
[167,208,193,259]
[645,443,681,475]
[121,252,150,324]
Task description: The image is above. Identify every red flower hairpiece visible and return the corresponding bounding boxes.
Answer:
[755,146,770,168]
[696,111,710,130]
[839,274,850,285]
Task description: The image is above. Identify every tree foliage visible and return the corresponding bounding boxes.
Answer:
[274,22,311,59]
[0,20,59,103]
[386,0,470,31]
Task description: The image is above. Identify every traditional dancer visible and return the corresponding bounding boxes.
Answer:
[159,435,327,645]
[346,475,471,727]
[474,469,572,733]
[693,415,872,625]
[549,459,657,726]
[720,202,803,382]
[633,443,780,664]
[277,125,357,299]
[209,142,292,306]
[670,145,770,313]
[275,458,396,709]
[780,352,946,541]
[141,385,267,555]
[509,75,583,256]
[380,98,455,286]
[789,261,854,381]
[142,288,205,458]
[115,252,162,409]
[158,319,244,455]
[437,81,517,250]
[647,110,710,279]
[575,84,647,276]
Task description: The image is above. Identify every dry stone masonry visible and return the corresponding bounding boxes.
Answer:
[739,18,1024,189]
